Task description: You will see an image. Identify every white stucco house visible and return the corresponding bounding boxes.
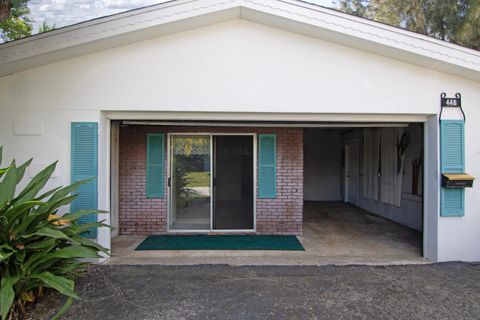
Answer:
[1,0,479,263]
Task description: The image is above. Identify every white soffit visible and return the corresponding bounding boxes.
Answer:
[123,121,410,127]
[0,0,479,81]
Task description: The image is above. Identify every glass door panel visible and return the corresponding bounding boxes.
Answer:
[170,135,211,230]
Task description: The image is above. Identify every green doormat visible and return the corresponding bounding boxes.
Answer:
[135,235,304,251]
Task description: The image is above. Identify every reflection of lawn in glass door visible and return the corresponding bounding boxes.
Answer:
[170,135,211,230]
[185,172,210,187]
[169,134,255,231]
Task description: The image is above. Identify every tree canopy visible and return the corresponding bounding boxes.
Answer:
[338,0,480,50]
[0,5,31,41]
[0,0,54,42]
[0,0,30,41]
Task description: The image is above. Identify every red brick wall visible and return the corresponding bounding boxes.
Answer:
[256,129,303,235]
[118,127,168,235]
[118,126,303,235]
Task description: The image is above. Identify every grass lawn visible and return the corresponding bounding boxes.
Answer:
[185,171,210,188]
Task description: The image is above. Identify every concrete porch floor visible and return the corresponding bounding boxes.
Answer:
[107,202,428,265]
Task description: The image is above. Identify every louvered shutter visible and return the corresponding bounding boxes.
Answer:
[440,120,465,217]
[258,134,277,198]
[71,122,98,238]
[146,134,165,198]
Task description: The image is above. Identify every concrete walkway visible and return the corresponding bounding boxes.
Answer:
[33,263,480,320]
[109,202,426,265]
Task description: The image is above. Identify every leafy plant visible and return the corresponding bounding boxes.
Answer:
[0,0,29,22]
[337,0,480,50]
[173,158,196,209]
[0,0,31,42]
[0,4,31,42]
[0,146,109,320]
[38,20,54,34]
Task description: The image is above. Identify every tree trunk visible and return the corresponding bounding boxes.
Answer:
[0,3,10,23]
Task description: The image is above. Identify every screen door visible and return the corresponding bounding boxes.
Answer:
[213,135,254,230]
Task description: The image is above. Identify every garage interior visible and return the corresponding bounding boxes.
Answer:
[303,124,424,259]
[109,121,426,265]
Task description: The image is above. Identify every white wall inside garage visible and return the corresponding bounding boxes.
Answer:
[0,18,480,261]
[303,126,423,232]
[344,125,424,232]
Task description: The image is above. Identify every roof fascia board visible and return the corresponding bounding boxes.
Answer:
[0,0,242,76]
[240,4,480,81]
[241,0,480,80]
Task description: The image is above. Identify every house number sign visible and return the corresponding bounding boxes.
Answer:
[439,92,465,122]
[441,93,461,108]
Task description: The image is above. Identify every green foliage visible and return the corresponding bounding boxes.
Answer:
[184,171,209,188]
[173,158,195,203]
[337,0,370,17]
[456,0,480,50]
[424,0,469,40]
[0,146,109,320]
[0,0,28,22]
[0,3,31,42]
[337,0,480,50]
[38,20,54,34]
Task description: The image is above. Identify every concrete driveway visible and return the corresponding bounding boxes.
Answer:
[33,263,480,319]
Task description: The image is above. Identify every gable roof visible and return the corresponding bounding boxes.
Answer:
[1,0,480,80]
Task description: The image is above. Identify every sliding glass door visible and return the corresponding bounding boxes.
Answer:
[168,134,255,231]
[169,135,211,230]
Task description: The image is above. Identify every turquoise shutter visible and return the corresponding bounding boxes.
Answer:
[71,122,98,238]
[146,134,165,198]
[441,188,464,217]
[440,120,465,217]
[258,134,277,198]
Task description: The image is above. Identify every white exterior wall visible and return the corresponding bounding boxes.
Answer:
[1,19,480,261]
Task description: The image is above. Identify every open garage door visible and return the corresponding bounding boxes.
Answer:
[303,123,424,260]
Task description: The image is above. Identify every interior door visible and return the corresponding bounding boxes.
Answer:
[213,135,254,230]
[344,142,358,205]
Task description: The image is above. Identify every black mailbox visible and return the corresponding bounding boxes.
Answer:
[442,173,475,188]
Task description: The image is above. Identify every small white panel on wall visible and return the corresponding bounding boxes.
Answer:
[29,163,59,178]
[14,121,44,135]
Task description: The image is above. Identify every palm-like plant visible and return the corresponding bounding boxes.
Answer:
[0,147,109,320]
[38,20,55,33]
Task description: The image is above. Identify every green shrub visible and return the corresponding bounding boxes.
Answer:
[0,147,109,320]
